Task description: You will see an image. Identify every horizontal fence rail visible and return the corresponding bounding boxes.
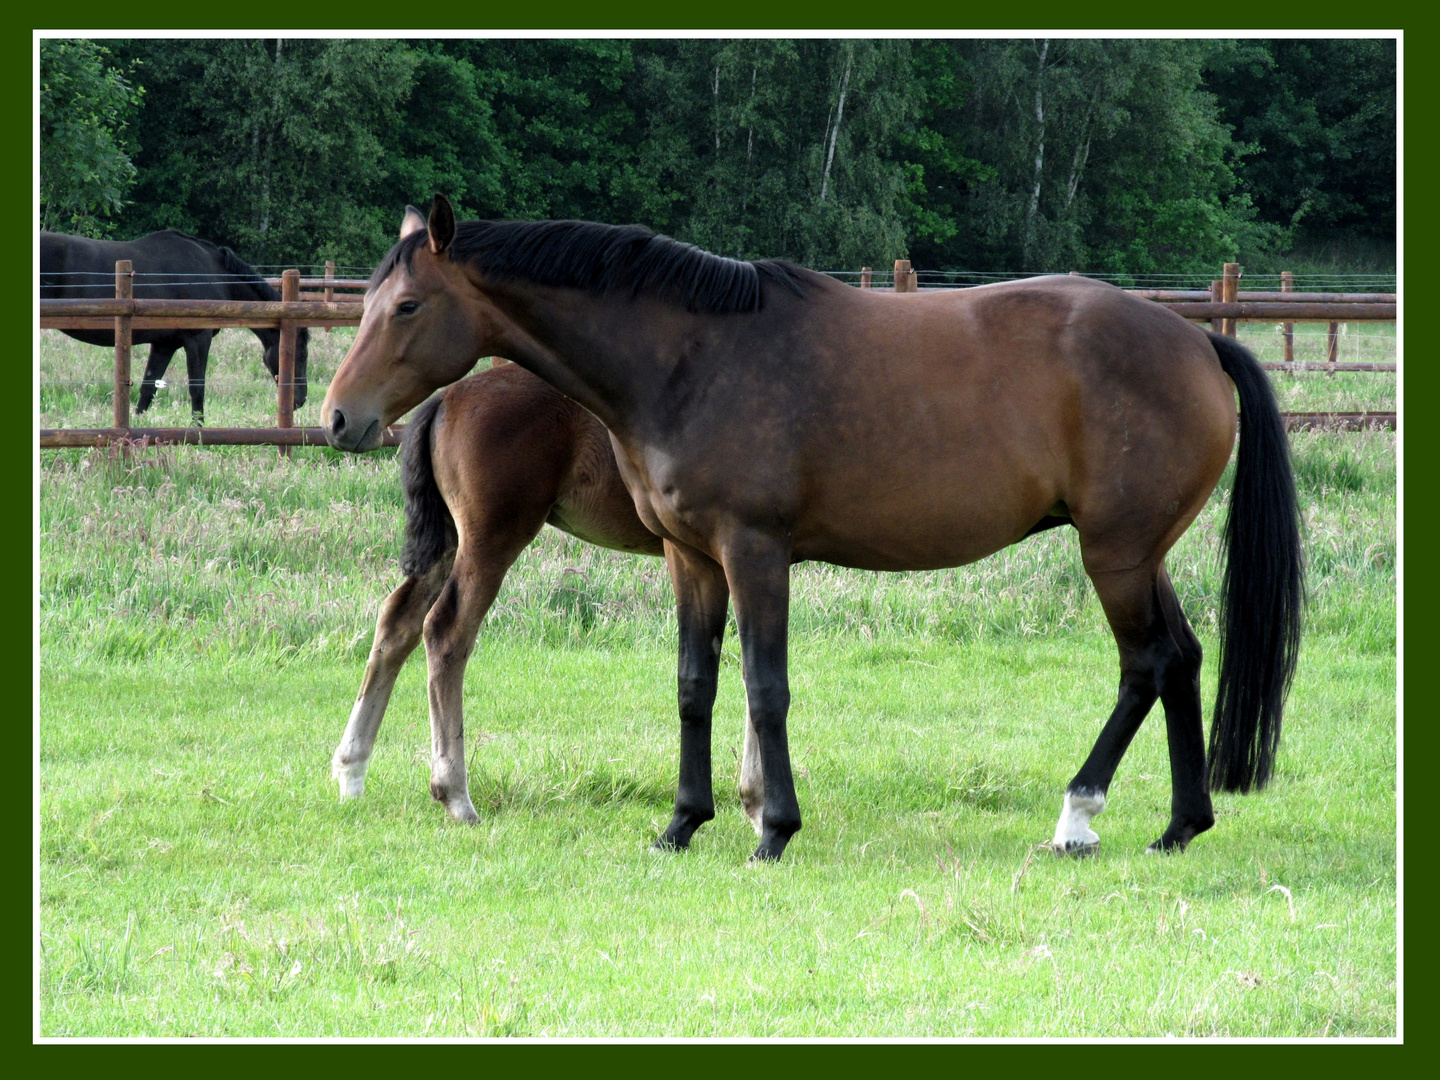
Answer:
[39,259,1397,451]
[39,425,405,449]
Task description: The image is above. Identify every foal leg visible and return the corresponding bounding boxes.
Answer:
[332,554,452,799]
[1053,563,1172,855]
[738,691,764,836]
[135,342,179,415]
[655,541,731,850]
[423,543,520,823]
[722,530,800,862]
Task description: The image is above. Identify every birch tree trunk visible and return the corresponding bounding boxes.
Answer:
[1021,38,1048,267]
[819,56,852,202]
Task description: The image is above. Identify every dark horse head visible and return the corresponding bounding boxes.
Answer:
[215,245,310,410]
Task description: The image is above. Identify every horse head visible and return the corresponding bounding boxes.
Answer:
[262,325,310,410]
[324,197,495,452]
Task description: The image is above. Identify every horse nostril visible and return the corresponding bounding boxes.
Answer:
[330,408,347,437]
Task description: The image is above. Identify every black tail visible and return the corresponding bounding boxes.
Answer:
[399,394,457,577]
[1206,332,1306,792]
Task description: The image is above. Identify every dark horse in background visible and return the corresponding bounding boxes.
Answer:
[324,194,1304,864]
[40,229,310,424]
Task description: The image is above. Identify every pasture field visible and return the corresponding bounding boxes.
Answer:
[37,325,1397,1037]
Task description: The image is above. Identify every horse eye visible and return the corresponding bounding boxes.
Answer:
[397,300,419,316]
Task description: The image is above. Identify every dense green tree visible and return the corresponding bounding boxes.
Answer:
[632,39,917,267]
[39,39,143,236]
[1203,39,1396,239]
[51,36,1391,275]
[109,38,417,267]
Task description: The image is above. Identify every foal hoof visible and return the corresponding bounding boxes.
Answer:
[1047,839,1099,858]
[652,833,689,853]
[439,796,479,824]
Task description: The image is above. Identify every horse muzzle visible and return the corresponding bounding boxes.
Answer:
[324,404,382,453]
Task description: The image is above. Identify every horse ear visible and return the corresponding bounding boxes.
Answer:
[400,205,426,239]
[427,194,456,256]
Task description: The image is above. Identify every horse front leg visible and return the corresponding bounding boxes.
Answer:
[136,342,179,415]
[182,331,213,425]
[333,554,452,799]
[722,529,799,862]
[655,540,730,851]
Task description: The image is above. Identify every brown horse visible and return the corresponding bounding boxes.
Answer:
[324,194,1303,862]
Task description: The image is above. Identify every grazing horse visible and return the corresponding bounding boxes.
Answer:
[40,229,310,423]
[323,194,1304,862]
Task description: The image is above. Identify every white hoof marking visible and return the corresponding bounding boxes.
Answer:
[445,794,480,823]
[333,758,368,800]
[1052,789,1105,854]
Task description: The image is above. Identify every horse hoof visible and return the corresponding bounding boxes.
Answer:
[1145,836,1188,855]
[652,833,688,853]
[748,836,792,863]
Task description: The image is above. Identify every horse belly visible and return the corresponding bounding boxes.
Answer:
[794,458,1060,572]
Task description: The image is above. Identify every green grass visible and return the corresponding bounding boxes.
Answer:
[37,329,1397,1037]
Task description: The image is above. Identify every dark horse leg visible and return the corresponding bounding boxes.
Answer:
[135,341,180,415]
[183,331,214,424]
[332,554,453,798]
[655,540,731,850]
[722,530,801,862]
[1054,561,1211,855]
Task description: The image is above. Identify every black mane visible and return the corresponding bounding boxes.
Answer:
[373,219,813,314]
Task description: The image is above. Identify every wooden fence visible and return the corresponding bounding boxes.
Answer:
[40,260,1396,450]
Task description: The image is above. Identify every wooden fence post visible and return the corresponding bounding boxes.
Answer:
[1209,280,1223,333]
[1221,262,1239,338]
[1327,319,1340,374]
[1281,270,1294,367]
[860,266,872,289]
[277,269,299,457]
[113,259,133,432]
[324,260,336,332]
[894,259,916,293]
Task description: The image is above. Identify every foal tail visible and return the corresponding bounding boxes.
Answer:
[399,394,457,577]
[1207,331,1306,793]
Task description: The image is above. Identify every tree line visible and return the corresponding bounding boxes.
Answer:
[40,37,1395,279]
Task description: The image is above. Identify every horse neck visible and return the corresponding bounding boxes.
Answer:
[227,275,281,347]
[479,280,709,436]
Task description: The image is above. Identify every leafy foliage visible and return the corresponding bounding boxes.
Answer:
[43,37,1395,274]
[39,40,143,236]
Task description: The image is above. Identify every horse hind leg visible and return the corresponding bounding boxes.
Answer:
[1147,570,1212,853]
[332,554,452,799]
[1053,561,1209,856]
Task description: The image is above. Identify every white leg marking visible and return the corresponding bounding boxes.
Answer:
[332,693,382,800]
[1051,789,1105,855]
[332,755,369,799]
